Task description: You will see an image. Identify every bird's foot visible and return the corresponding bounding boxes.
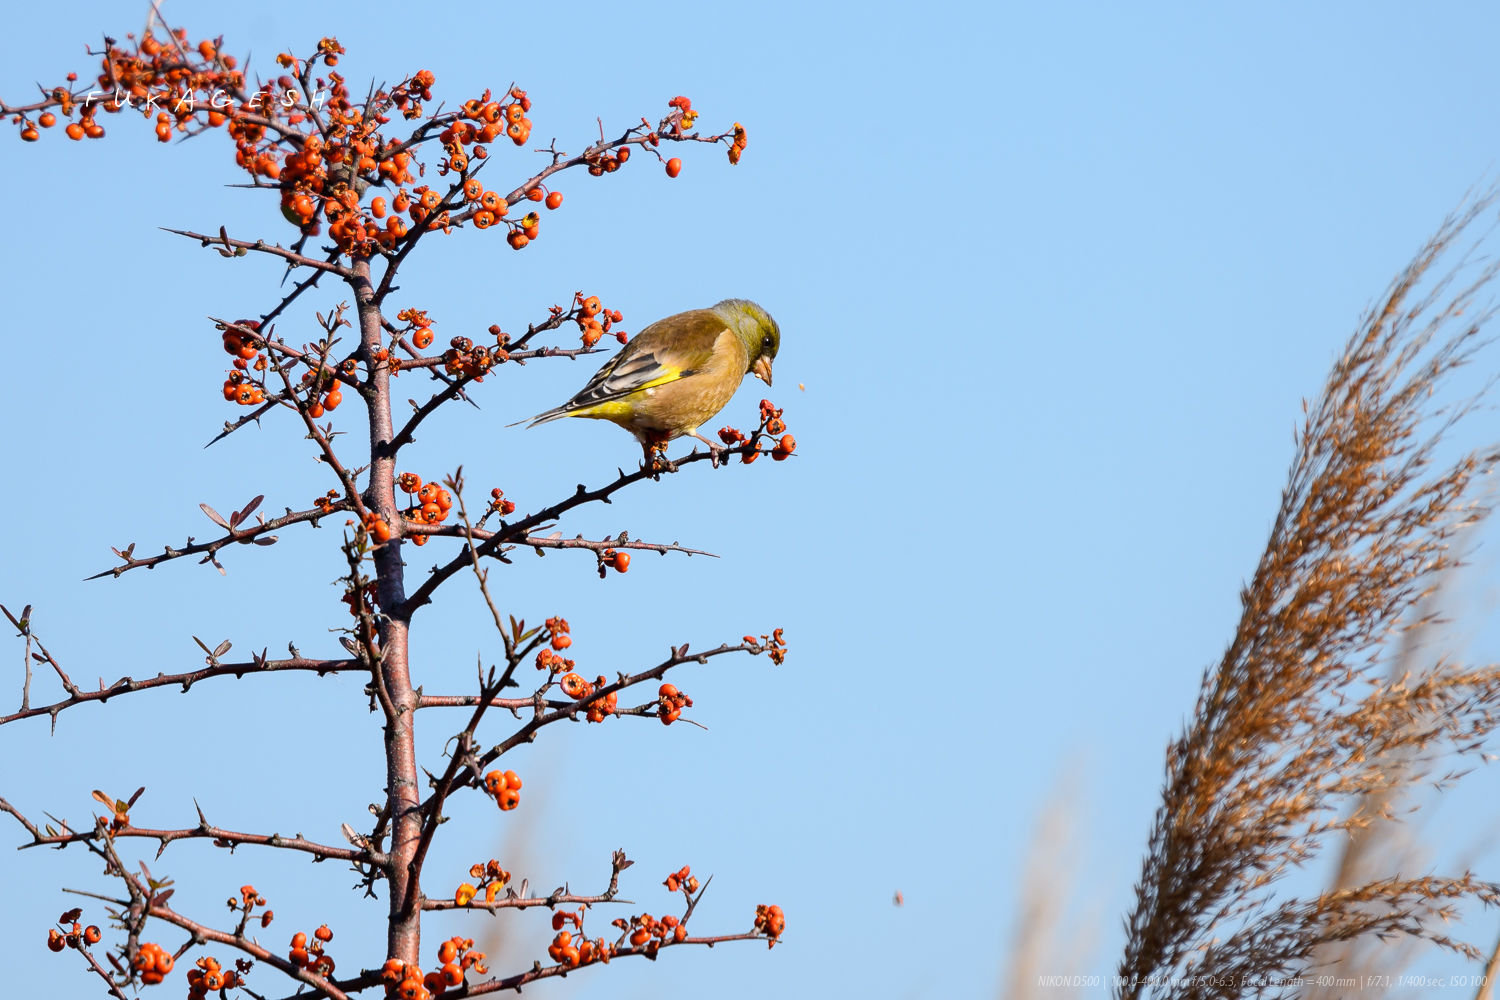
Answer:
[688,432,726,467]
[642,440,675,476]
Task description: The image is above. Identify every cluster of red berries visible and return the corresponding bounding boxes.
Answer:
[15,30,745,266]
[221,319,269,406]
[524,182,565,211]
[227,884,275,927]
[762,399,796,461]
[47,30,245,146]
[391,67,435,117]
[575,293,626,348]
[720,400,795,463]
[599,548,632,574]
[535,646,575,674]
[131,941,175,984]
[45,909,101,955]
[483,769,523,811]
[396,472,453,546]
[761,399,787,435]
[538,617,575,670]
[431,87,539,247]
[753,904,786,944]
[487,488,516,518]
[379,936,487,1000]
[745,628,788,665]
[187,955,247,997]
[614,910,689,952]
[298,364,346,418]
[728,122,748,165]
[458,176,509,230]
[556,671,619,721]
[585,142,632,177]
[400,307,436,350]
[363,511,394,544]
[456,86,533,148]
[657,682,692,725]
[584,685,619,722]
[663,864,699,894]
[454,859,512,906]
[540,621,617,721]
[548,929,615,967]
[287,924,336,976]
[441,336,503,379]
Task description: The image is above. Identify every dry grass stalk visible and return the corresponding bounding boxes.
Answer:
[1295,582,1456,1000]
[1117,195,1500,1000]
[1002,770,1097,1000]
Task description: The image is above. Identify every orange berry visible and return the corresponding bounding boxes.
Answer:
[39,112,56,128]
[526,186,544,202]
[65,122,85,140]
[665,157,682,178]
[613,551,630,572]
[545,190,563,210]
[315,924,333,942]
[413,329,434,349]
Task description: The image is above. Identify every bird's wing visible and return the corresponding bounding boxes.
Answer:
[531,311,730,422]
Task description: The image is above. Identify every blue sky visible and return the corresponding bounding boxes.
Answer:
[5,3,1500,998]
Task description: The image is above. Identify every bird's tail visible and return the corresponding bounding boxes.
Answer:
[505,406,572,429]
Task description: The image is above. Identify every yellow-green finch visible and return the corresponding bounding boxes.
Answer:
[519,299,780,460]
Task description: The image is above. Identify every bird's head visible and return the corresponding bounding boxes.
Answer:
[715,298,780,387]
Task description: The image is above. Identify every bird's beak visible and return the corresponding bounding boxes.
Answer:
[752,356,773,387]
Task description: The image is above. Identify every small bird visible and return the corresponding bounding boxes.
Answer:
[518,298,779,464]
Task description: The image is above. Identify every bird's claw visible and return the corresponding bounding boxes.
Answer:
[642,440,675,475]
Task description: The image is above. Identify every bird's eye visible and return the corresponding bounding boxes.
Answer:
[761,334,774,352]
